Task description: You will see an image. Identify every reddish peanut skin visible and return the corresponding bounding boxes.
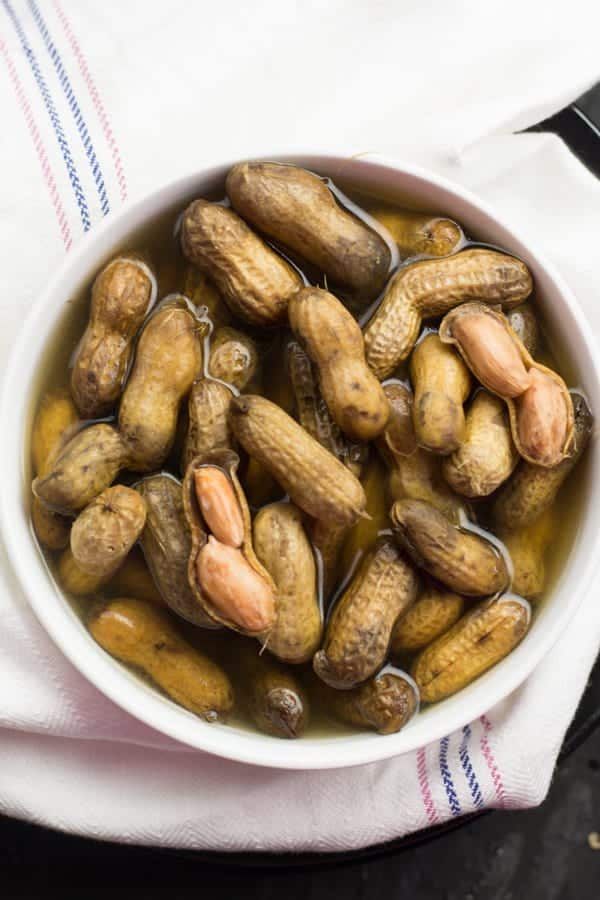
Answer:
[196,536,276,633]
[194,467,244,548]
[516,369,569,467]
[450,312,531,398]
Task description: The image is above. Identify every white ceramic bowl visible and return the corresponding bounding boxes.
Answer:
[2,153,600,770]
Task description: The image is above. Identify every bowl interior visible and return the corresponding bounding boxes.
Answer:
[2,153,600,770]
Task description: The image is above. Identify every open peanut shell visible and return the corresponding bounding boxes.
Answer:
[439,302,575,467]
[182,448,277,635]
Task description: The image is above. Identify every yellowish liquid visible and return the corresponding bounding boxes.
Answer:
[29,173,589,739]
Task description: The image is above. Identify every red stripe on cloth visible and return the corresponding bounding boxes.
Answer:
[479,714,507,808]
[416,746,440,826]
[0,35,72,250]
[52,0,128,203]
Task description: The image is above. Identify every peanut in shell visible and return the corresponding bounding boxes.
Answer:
[135,473,216,627]
[234,638,310,738]
[442,390,519,498]
[70,257,155,419]
[492,392,592,530]
[181,263,232,328]
[253,502,322,663]
[181,198,302,326]
[440,302,574,468]
[364,249,532,379]
[366,206,464,259]
[228,395,367,528]
[208,326,259,392]
[181,377,234,475]
[377,382,466,524]
[410,333,471,454]
[183,449,277,636]
[497,508,556,600]
[89,597,234,721]
[288,339,367,479]
[390,586,465,654]
[412,595,531,703]
[119,299,204,472]
[314,538,418,690]
[310,670,418,735]
[70,485,147,578]
[391,498,509,596]
[226,161,391,303]
[288,287,389,442]
[30,387,80,549]
[33,423,128,515]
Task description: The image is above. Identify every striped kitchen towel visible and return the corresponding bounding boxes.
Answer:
[0,0,600,851]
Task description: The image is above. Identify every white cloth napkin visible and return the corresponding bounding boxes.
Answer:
[1,0,600,851]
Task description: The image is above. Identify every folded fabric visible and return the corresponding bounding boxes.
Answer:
[0,0,599,851]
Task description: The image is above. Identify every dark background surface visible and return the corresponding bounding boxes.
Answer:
[3,86,600,898]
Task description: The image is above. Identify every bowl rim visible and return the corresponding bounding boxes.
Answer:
[2,150,600,770]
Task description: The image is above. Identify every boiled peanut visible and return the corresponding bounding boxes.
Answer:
[183,449,277,635]
[288,287,389,441]
[497,508,556,600]
[136,474,215,627]
[440,302,574,468]
[367,206,463,259]
[56,546,106,596]
[378,382,466,523]
[515,368,570,467]
[182,263,232,328]
[314,539,418,689]
[70,257,155,418]
[180,199,302,326]
[89,598,234,721]
[410,333,471,454]
[506,302,540,357]
[442,391,518,497]
[391,499,509,596]
[31,501,71,551]
[119,300,203,471]
[33,423,128,515]
[228,395,367,527]
[196,537,276,634]
[30,388,80,549]
[181,378,234,475]
[233,637,309,738]
[493,393,592,529]
[31,387,80,475]
[412,596,530,703]
[339,454,390,579]
[226,161,391,303]
[208,326,259,391]
[364,249,532,379]
[390,586,465,654]
[253,502,321,663]
[105,549,164,606]
[70,485,147,577]
[193,466,245,548]
[310,670,418,735]
[288,340,367,478]
[447,311,530,397]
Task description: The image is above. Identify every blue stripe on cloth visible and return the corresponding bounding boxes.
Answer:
[459,725,484,809]
[439,736,462,817]
[27,0,110,216]
[2,0,91,231]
